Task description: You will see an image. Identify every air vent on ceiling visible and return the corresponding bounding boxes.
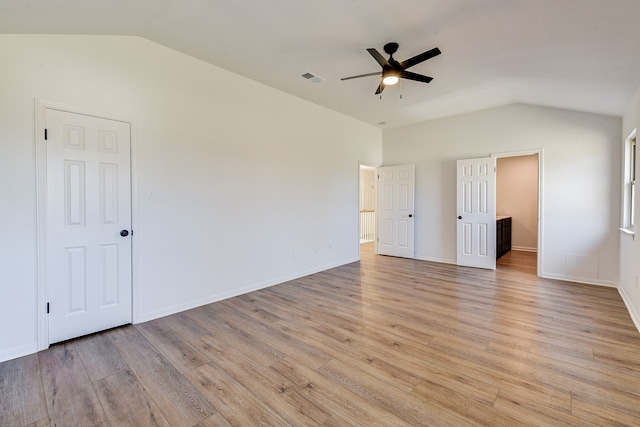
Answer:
[301,72,323,83]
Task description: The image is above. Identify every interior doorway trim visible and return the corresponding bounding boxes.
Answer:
[491,148,543,277]
[358,161,379,259]
[34,99,139,351]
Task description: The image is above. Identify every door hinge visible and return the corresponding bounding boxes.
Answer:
[46,302,50,314]
[44,129,48,140]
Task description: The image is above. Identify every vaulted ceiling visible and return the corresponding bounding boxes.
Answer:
[2,0,640,128]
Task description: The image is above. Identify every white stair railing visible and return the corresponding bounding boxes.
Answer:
[360,210,376,244]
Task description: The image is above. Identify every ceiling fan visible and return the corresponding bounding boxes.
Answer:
[341,42,441,94]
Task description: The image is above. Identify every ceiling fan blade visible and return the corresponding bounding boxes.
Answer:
[400,70,433,83]
[341,71,381,81]
[367,48,390,68]
[400,47,441,69]
[375,81,385,95]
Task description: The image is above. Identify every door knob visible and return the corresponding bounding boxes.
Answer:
[408,214,413,218]
[458,216,462,220]
[120,230,129,237]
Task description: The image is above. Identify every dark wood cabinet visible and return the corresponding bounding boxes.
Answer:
[496,216,512,259]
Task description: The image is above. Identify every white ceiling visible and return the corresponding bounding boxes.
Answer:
[2,0,640,128]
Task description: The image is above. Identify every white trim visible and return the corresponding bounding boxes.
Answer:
[491,148,544,277]
[414,254,457,265]
[34,99,48,351]
[511,246,537,252]
[34,99,139,352]
[0,344,39,364]
[619,227,635,238]
[129,118,140,324]
[541,272,618,288]
[621,129,637,231]
[359,160,380,258]
[140,256,359,322]
[618,285,640,334]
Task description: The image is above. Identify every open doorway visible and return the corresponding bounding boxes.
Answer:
[359,165,376,256]
[495,153,540,275]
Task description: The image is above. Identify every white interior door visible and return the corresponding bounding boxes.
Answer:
[456,157,496,269]
[46,108,132,344]
[377,165,415,258]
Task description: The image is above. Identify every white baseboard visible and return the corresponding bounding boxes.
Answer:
[0,343,38,364]
[618,286,640,334]
[411,254,618,292]
[540,272,618,288]
[139,256,359,323]
[511,246,537,252]
[414,254,457,264]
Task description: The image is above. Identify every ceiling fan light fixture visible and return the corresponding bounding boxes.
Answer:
[382,74,399,86]
[341,42,441,95]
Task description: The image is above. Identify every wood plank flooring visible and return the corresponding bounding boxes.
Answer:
[2,243,640,426]
[497,249,537,275]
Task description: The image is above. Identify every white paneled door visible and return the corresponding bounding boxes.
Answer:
[46,109,132,344]
[377,165,415,258]
[456,157,496,269]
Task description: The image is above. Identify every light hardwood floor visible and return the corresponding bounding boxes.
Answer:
[497,249,537,275]
[2,244,640,426]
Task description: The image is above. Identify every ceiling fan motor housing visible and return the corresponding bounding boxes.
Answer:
[384,42,399,56]
[341,42,441,94]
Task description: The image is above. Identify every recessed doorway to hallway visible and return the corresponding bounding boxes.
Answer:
[359,165,376,245]
[495,153,539,276]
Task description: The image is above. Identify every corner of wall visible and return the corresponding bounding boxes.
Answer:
[0,343,38,364]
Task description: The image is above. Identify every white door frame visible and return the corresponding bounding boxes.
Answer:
[491,148,544,277]
[34,99,139,351]
[358,162,378,258]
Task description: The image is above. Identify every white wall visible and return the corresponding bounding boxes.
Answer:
[359,167,376,211]
[496,155,538,251]
[0,35,382,362]
[620,86,640,330]
[383,103,621,285]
